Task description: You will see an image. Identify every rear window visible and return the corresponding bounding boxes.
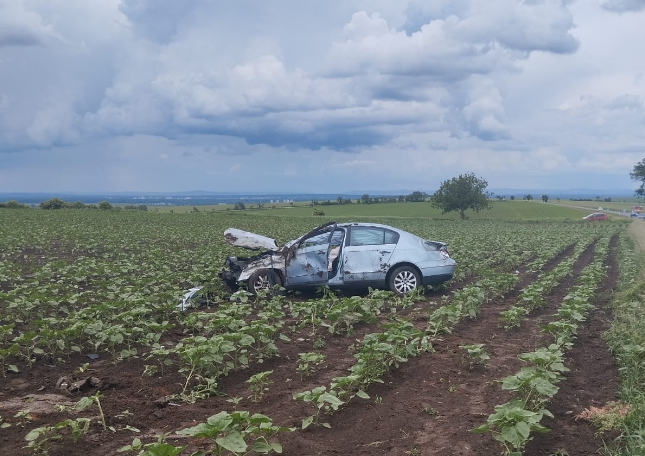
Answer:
[349,227,399,246]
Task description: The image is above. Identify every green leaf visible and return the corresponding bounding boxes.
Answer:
[252,441,272,454]
[216,431,247,453]
[469,423,490,433]
[271,442,283,453]
[355,390,370,399]
[322,422,331,429]
[141,443,186,456]
[74,396,94,411]
[319,392,344,408]
[206,411,234,431]
[302,416,313,429]
[24,429,42,441]
[500,421,530,449]
[532,378,559,397]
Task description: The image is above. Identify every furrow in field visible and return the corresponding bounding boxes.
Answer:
[523,234,620,456]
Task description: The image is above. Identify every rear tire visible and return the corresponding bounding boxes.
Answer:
[388,266,421,295]
[247,269,282,295]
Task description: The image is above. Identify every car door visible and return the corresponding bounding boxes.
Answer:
[285,227,336,286]
[341,226,398,284]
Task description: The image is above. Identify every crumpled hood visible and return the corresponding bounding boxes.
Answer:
[223,228,279,251]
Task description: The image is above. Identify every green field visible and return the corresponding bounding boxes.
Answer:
[155,200,594,220]
[0,206,644,456]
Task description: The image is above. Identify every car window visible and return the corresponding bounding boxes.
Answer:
[301,231,331,247]
[330,229,344,246]
[349,227,398,246]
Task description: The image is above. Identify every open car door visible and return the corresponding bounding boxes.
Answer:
[285,224,338,286]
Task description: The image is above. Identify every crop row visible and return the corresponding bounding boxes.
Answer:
[474,235,611,455]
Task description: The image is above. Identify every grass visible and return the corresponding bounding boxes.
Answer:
[603,225,645,455]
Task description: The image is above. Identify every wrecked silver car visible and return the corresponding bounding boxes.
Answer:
[218,221,455,296]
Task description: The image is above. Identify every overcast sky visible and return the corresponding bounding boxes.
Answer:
[1,0,644,193]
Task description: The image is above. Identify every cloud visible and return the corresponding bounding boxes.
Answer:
[602,0,645,13]
[455,0,579,54]
[606,94,644,110]
[460,76,509,140]
[0,1,57,47]
[0,0,583,154]
[119,0,196,43]
[2,0,644,193]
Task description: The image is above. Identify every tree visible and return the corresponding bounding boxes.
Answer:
[405,191,426,202]
[510,195,515,201]
[3,200,29,209]
[431,172,492,220]
[524,194,533,201]
[541,194,549,203]
[98,201,112,210]
[360,194,371,204]
[39,198,65,210]
[631,158,645,196]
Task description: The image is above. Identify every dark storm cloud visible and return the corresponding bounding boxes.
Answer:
[0,27,44,46]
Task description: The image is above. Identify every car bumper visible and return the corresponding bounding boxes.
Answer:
[420,263,455,286]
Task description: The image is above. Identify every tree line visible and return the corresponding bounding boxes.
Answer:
[0,197,148,211]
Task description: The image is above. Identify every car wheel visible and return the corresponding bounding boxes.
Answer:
[248,269,282,295]
[389,266,421,295]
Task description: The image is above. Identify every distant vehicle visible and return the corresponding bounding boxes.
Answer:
[583,213,607,221]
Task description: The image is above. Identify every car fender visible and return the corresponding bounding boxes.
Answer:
[238,255,286,282]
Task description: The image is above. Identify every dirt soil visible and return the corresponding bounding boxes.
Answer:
[0,237,620,456]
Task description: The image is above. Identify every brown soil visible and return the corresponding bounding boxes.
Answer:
[0,238,620,456]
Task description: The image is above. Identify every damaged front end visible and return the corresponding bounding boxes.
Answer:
[218,251,275,290]
[218,227,287,290]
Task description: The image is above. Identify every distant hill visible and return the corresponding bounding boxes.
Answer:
[345,188,637,198]
[0,188,638,206]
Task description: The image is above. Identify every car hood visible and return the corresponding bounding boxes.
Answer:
[223,228,279,251]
